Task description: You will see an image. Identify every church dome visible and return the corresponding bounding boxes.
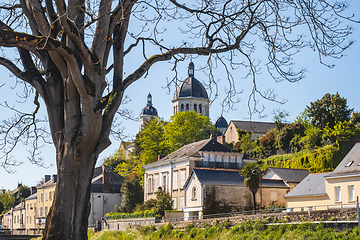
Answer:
[173,62,209,101]
[141,93,158,116]
[215,116,228,129]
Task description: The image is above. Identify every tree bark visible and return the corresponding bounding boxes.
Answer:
[42,132,99,239]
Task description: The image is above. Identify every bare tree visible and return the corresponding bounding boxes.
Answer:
[0,0,358,239]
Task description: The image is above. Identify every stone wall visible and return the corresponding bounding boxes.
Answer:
[110,207,359,231]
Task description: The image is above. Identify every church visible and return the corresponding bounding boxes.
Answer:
[139,61,276,143]
[140,61,228,133]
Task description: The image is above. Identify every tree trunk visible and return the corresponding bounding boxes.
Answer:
[42,134,98,240]
[252,191,256,214]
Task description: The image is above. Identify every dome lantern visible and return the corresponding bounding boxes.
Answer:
[188,61,194,77]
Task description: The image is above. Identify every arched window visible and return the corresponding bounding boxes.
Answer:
[186,103,189,111]
[181,104,184,111]
[194,104,197,112]
[192,187,196,200]
[199,104,202,114]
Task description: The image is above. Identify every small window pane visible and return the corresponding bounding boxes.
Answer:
[345,161,354,167]
[335,186,341,202]
[348,185,355,202]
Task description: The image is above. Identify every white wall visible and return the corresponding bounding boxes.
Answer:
[88,193,122,227]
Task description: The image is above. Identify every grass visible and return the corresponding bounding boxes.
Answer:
[86,221,359,240]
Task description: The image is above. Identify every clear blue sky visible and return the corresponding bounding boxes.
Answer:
[0,2,359,190]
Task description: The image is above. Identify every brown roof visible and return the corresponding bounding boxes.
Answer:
[230,120,277,134]
[159,138,232,162]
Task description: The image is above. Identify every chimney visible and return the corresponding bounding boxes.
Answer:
[52,175,57,183]
[102,165,110,193]
[31,186,37,195]
[44,175,51,183]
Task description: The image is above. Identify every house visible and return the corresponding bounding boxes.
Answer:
[262,167,310,190]
[285,142,360,211]
[224,120,277,143]
[89,165,124,227]
[143,138,252,210]
[35,175,57,228]
[2,164,124,232]
[24,192,37,231]
[183,168,290,220]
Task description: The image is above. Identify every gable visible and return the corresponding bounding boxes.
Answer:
[262,169,281,180]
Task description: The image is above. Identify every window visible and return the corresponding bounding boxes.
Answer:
[46,192,48,201]
[154,174,159,191]
[179,197,185,210]
[49,191,52,201]
[307,206,313,211]
[45,206,48,216]
[345,161,354,167]
[148,177,153,193]
[192,187,197,200]
[348,185,355,202]
[180,170,186,189]
[30,216,31,224]
[172,198,177,210]
[335,186,341,202]
[181,104,184,111]
[173,171,178,190]
[199,104,202,113]
[41,193,44,202]
[194,104,197,112]
[162,173,168,192]
[186,103,189,111]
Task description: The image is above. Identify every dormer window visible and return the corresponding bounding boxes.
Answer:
[345,161,354,167]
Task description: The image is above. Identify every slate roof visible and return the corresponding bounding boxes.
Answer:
[173,76,209,101]
[91,165,124,193]
[263,167,310,183]
[284,173,328,198]
[325,143,360,178]
[141,93,158,116]
[185,168,288,189]
[230,120,277,134]
[25,192,37,200]
[159,138,232,162]
[215,116,228,129]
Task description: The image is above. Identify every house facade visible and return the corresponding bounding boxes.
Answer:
[224,120,277,143]
[143,138,248,210]
[183,168,291,220]
[285,143,360,211]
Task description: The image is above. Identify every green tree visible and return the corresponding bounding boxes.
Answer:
[323,121,356,145]
[0,190,15,216]
[137,118,169,166]
[276,123,305,151]
[272,109,289,130]
[164,111,215,152]
[15,185,31,205]
[307,93,353,129]
[117,177,144,213]
[154,187,173,218]
[240,162,261,212]
[350,112,360,128]
[235,133,257,154]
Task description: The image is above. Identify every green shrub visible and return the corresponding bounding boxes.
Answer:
[185,223,195,233]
